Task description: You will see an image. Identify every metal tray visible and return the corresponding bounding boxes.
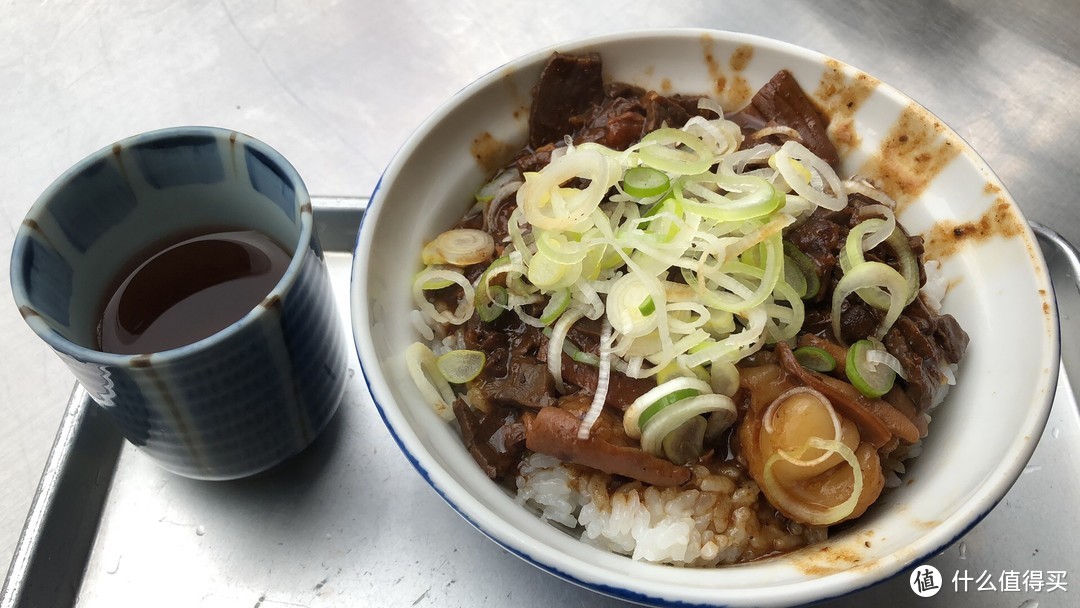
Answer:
[3,198,1077,608]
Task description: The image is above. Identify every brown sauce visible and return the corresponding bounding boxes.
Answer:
[813,60,879,157]
[470,132,517,176]
[97,229,291,354]
[858,105,961,210]
[923,197,1024,259]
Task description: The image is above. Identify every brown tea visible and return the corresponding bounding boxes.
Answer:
[96,229,292,355]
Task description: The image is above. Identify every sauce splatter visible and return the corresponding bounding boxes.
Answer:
[699,35,753,108]
[701,34,724,96]
[729,44,754,72]
[470,132,516,175]
[813,60,879,157]
[727,75,753,109]
[502,70,529,124]
[923,197,1024,259]
[858,105,961,210]
[792,544,866,576]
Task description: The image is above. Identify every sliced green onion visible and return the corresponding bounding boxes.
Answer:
[547,308,585,393]
[886,228,921,305]
[476,285,508,322]
[637,387,702,429]
[661,416,708,464]
[576,319,615,440]
[637,128,714,175]
[607,272,662,338]
[793,346,837,373]
[639,393,737,457]
[830,261,909,343]
[839,217,893,309]
[772,140,847,211]
[539,289,571,325]
[526,250,580,290]
[678,174,782,223]
[709,360,740,397]
[475,168,521,203]
[703,308,736,337]
[474,256,518,322]
[418,273,455,290]
[436,350,487,384]
[572,351,599,366]
[641,196,676,220]
[534,229,588,266]
[519,147,621,233]
[639,295,656,316]
[846,339,896,398]
[412,268,475,325]
[782,254,809,298]
[783,240,821,300]
[405,342,456,421]
[422,229,495,267]
[622,166,670,198]
[623,377,711,439]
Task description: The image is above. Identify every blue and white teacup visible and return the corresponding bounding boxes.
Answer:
[10,127,347,480]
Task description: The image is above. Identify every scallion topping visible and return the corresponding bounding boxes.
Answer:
[845,339,896,398]
[621,166,671,198]
[793,346,837,373]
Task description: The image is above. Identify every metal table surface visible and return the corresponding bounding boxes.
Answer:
[1,0,1077,604]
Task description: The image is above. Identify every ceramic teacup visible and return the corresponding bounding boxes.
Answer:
[11,126,347,480]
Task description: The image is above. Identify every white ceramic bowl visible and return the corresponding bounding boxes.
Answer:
[351,29,1058,607]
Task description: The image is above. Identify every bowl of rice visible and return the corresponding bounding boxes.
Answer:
[351,29,1058,607]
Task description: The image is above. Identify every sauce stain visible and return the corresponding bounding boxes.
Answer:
[701,35,727,98]
[792,543,866,576]
[699,35,753,108]
[727,75,753,109]
[470,132,517,175]
[813,60,879,158]
[502,70,529,125]
[702,34,722,81]
[729,44,754,72]
[923,197,1024,259]
[857,104,961,211]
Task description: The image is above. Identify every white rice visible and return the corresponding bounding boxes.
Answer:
[515,453,826,566]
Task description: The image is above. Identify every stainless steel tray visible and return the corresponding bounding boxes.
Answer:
[3,198,1077,608]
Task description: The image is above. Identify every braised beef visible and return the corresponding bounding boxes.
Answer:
[518,61,709,174]
[904,296,969,365]
[785,211,843,303]
[781,191,968,413]
[461,315,558,411]
[558,354,655,411]
[725,69,839,166]
[453,399,527,481]
[883,298,968,414]
[528,52,606,149]
[642,90,693,132]
[569,95,644,149]
[525,399,691,487]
